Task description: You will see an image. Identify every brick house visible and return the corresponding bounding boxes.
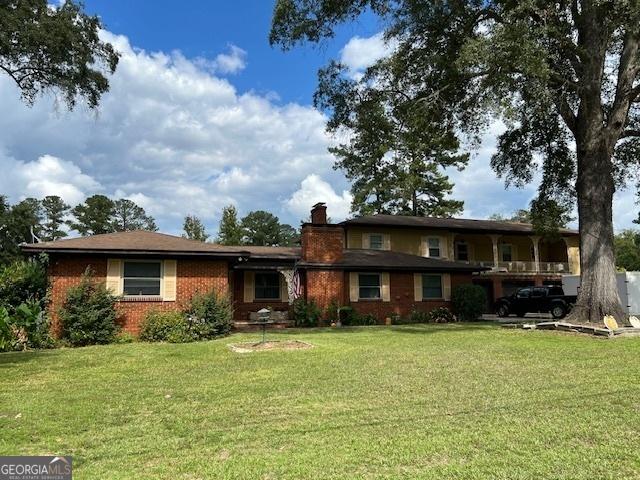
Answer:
[22,203,579,335]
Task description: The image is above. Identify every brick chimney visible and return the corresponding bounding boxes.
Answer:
[301,203,344,263]
[310,202,328,225]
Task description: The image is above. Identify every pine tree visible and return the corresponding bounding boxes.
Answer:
[111,199,157,232]
[216,205,243,245]
[41,195,70,241]
[68,195,114,236]
[182,215,208,242]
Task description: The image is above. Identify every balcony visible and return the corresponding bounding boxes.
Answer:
[467,260,570,274]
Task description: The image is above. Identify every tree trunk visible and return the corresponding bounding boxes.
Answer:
[567,137,628,325]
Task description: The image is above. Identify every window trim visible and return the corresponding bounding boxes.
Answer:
[122,259,163,298]
[253,271,282,301]
[425,237,442,258]
[421,274,444,300]
[358,272,382,301]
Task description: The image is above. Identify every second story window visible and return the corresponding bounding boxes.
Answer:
[427,237,441,257]
[455,242,469,261]
[368,234,384,250]
[500,244,513,262]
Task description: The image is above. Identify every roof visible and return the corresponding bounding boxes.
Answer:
[341,214,579,236]
[298,249,488,272]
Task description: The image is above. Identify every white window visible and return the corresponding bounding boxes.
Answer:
[123,261,162,296]
[500,244,513,262]
[368,234,384,250]
[426,237,441,257]
[422,274,443,299]
[455,242,469,261]
[358,273,381,299]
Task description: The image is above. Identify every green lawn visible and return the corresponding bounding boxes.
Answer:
[1,324,640,479]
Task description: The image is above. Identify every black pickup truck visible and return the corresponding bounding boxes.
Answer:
[495,286,577,319]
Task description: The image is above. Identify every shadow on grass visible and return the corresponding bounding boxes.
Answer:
[0,348,63,368]
[271,322,498,336]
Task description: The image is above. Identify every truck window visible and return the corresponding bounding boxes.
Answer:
[549,286,564,296]
[532,287,546,298]
[516,288,531,299]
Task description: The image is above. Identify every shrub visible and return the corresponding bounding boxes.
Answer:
[184,290,234,339]
[326,299,339,324]
[0,257,48,312]
[451,284,486,322]
[0,306,14,352]
[139,310,191,343]
[340,308,377,326]
[58,269,119,346]
[337,306,357,326]
[292,298,322,327]
[427,307,456,323]
[10,299,53,349]
[351,313,377,326]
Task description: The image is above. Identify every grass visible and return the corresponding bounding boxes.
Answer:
[1,323,640,479]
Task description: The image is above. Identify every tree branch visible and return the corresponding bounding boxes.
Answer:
[620,129,640,138]
[607,30,640,135]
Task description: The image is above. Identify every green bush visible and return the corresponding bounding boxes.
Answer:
[0,300,54,352]
[0,306,14,352]
[184,290,234,339]
[451,284,486,322]
[292,298,321,327]
[340,308,377,326]
[58,269,119,346]
[352,313,377,326]
[0,256,48,312]
[139,311,191,343]
[427,307,456,323]
[337,306,357,325]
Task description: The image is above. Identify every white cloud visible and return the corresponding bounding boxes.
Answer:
[286,174,352,222]
[340,32,397,77]
[212,44,247,74]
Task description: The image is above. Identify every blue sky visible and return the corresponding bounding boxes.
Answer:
[0,2,636,236]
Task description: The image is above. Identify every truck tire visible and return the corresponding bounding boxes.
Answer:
[496,304,509,317]
[551,303,567,319]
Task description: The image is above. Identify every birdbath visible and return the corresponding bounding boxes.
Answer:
[257,308,271,344]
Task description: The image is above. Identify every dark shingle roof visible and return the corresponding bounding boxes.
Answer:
[298,249,488,272]
[21,231,302,260]
[341,214,579,236]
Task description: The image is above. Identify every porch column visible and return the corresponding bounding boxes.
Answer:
[563,236,581,275]
[489,234,501,269]
[530,235,541,273]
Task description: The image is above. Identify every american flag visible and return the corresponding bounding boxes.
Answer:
[291,268,303,300]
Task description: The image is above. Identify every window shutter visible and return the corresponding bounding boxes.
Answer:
[106,259,122,295]
[440,236,449,259]
[349,272,359,302]
[280,273,289,303]
[363,233,370,249]
[244,271,255,303]
[420,237,427,257]
[413,273,423,302]
[468,243,475,261]
[442,273,452,301]
[383,234,391,251]
[163,260,177,301]
[381,272,391,302]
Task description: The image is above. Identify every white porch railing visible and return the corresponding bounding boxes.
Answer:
[468,260,570,273]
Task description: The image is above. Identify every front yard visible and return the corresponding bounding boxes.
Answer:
[1,324,639,479]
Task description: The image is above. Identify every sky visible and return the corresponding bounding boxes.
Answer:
[0,1,637,236]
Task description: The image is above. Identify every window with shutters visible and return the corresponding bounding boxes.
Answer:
[254,272,281,300]
[368,234,384,250]
[422,274,443,299]
[123,261,162,296]
[426,237,441,257]
[358,273,381,299]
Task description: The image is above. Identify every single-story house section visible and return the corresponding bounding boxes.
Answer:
[22,203,579,334]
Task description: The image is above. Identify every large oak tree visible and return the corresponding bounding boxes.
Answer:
[271,0,640,325]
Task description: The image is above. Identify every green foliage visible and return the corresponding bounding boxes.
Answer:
[292,298,321,327]
[0,300,53,352]
[114,331,136,344]
[41,195,70,241]
[111,199,157,232]
[182,215,209,241]
[139,311,192,343]
[0,306,13,352]
[451,284,486,322]
[217,205,243,245]
[0,197,42,263]
[350,312,377,326]
[241,210,298,246]
[58,270,119,346]
[337,307,376,326]
[0,0,119,109]
[140,291,233,343]
[68,195,115,236]
[427,307,456,324]
[184,290,234,338]
[614,230,640,271]
[0,257,48,310]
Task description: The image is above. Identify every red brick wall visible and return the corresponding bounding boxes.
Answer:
[301,226,344,263]
[306,270,344,325]
[232,270,291,321]
[48,255,229,336]
[344,272,473,323]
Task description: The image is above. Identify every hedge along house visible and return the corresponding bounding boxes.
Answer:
[23,202,555,335]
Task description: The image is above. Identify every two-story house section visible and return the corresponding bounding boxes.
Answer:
[340,214,580,308]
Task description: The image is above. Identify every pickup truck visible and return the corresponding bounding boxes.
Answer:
[495,285,577,319]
